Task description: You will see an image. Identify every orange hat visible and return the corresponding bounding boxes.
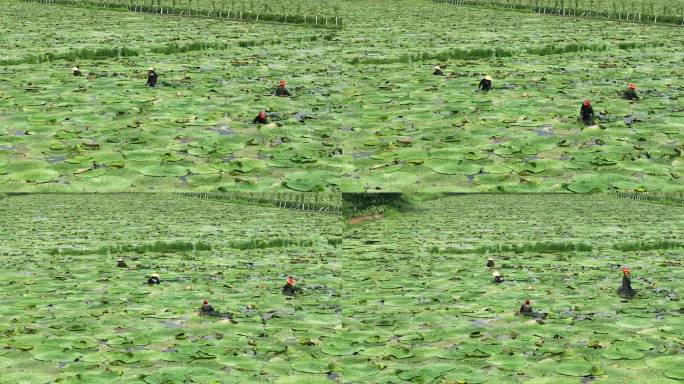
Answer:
[258,111,265,118]
[628,83,636,90]
[203,300,208,305]
[583,99,590,106]
[286,276,294,285]
[622,267,630,275]
[524,299,531,305]
[278,80,286,86]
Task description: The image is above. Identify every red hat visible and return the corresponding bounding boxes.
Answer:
[524,299,530,305]
[203,300,208,305]
[278,80,286,86]
[286,276,294,285]
[583,99,590,106]
[258,111,265,118]
[622,267,630,275]
[628,83,636,90]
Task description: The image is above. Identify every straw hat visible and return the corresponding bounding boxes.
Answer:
[72,67,79,71]
[484,75,492,81]
[434,65,442,70]
[150,273,159,278]
[487,257,493,261]
[492,271,500,277]
[148,67,155,71]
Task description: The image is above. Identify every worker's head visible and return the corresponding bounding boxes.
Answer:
[434,65,441,70]
[150,273,159,278]
[492,271,500,277]
[487,257,493,261]
[72,66,79,71]
[203,300,208,305]
[628,83,636,90]
[524,299,531,305]
[583,99,590,106]
[258,111,266,118]
[148,67,155,72]
[278,80,286,87]
[484,75,492,81]
[286,276,294,284]
[117,258,123,262]
[622,267,630,276]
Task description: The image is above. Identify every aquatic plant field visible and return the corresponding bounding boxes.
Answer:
[1,193,682,382]
[343,194,684,383]
[0,193,342,383]
[1,0,682,193]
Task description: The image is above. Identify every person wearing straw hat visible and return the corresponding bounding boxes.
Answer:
[492,271,503,284]
[146,67,158,87]
[274,80,291,97]
[617,267,636,298]
[580,99,594,125]
[433,65,445,76]
[147,273,161,285]
[72,66,82,76]
[486,257,495,268]
[478,75,492,92]
[253,111,268,124]
[622,83,639,100]
[116,258,127,268]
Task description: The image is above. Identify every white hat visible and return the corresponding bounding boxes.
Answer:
[148,67,155,71]
[150,273,159,278]
[492,271,500,277]
[487,257,493,261]
[72,67,79,71]
[484,75,493,81]
[434,66,441,70]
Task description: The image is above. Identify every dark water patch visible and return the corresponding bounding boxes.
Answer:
[535,127,554,136]
[352,151,373,160]
[163,320,184,329]
[208,126,234,136]
[47,155,66,164]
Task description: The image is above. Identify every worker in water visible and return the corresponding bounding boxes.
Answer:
[433,65,445,76]
[253,111,268,124]
[486,257,495,268]
[147,273,161,285]
[199,300,233,319]
[274,80,291,97]
[580,99,594,125]
[623,83,639,100]
[72,66,82,76]
[146,67,158,87]
[282,276,302,296]
[519,299,533,315]
[519,299,548,319]
[617,268,636,298]
[492,271,503,284]
[117,258,127,268]
[200,300,215,314]
[478,75,492,92]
